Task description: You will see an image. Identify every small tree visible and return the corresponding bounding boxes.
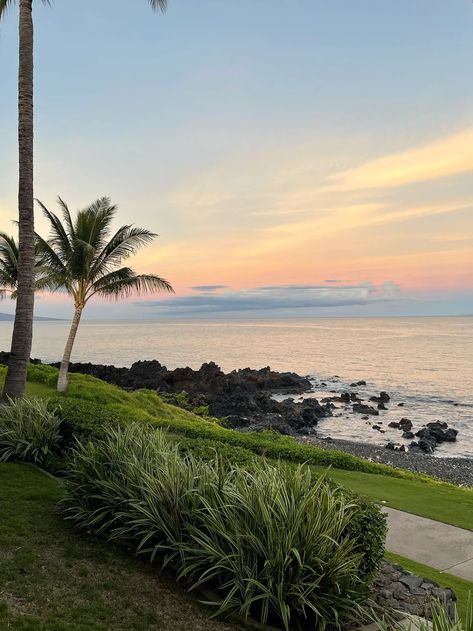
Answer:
[37,196,173,393]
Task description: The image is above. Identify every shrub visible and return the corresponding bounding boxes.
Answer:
[50,392,434,481]
[177,436,260,468]
[49,397,128,449]
[344,492,387,578]
[27,363,59,387]
[64,424,384,630]
[0,397,61,465]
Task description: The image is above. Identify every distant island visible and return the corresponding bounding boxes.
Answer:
[0,312,64,322]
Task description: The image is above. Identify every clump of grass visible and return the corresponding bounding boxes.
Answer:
[64,423,384,630]
[0,397,61,465]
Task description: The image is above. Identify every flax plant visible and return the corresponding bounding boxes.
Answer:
[0,397,61,464]
[64,424,378,630]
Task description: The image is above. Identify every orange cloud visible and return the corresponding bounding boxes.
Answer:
[325,128,473,191]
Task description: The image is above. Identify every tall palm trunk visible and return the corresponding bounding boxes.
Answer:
[57,306,83,393]
[2,0,35,400]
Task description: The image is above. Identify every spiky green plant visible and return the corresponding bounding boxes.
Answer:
[63,423,381,630]
[0,396,61,464]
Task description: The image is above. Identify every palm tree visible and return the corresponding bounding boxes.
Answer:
[36,196,174,393]
[0,0,168,400]
[0,231,51,299]
[0,0,46,398]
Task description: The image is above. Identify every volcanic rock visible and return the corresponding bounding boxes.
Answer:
[353,403,379,416]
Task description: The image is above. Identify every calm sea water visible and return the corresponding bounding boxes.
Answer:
[0,317,472,458]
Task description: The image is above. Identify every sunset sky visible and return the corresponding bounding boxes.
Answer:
[1,0,472,318]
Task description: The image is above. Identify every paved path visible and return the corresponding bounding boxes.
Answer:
[383,507,473,581]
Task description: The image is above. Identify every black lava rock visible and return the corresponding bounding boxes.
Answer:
[353,403,379,416]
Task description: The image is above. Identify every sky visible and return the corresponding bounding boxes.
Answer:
[0,0,472,319]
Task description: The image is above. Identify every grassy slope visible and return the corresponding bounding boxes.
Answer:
[385,552,472,622]
[12,364,473,533]
[0,462,239,631]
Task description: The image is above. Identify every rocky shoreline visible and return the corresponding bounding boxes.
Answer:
[299,435,473,487]
[56,358,463,451]
[62,359,470,484]
[51,359,335,435]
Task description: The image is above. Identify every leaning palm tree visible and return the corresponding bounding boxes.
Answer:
[36,196,174,393]
[0,0,168,400]
[0,231,52,299]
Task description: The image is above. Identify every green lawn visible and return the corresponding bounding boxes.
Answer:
[0,462,239,631]
[25,381,58,398]
[385,552,472,622]
[321,467,473,531]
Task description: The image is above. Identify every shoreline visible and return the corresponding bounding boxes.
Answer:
[299,435,473,487]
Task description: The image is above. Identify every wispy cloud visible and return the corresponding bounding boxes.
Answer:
[190,284,229,292]
[325,128,473,191]
[136,281,400,316]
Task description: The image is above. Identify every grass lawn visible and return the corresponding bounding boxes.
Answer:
[385,552,472,622]
[321,467,473,531]
[0,462,240,631]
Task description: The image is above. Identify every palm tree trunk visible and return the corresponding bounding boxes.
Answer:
[2,0,35,401]
[57,306,83,393]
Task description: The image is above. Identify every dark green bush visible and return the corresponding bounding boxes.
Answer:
[49,398,128,449]
[344,492,387,578]
[48,393,421,480]
[177,436,260,468]
[64,424,383,630]
[27,363,60,387]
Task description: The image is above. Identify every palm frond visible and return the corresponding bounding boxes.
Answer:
[0,232,19,291]
[68,236,97,279]
[0,230,65,295]
[34,267,67,293]
[36,199,73,262]
[75,197,117,251]
[87,267,174,301]
[0,0,15,20]
[0,0,51,21]
[57,196,76,240]
[148,0,168,12]
[89,225,157,280]
[35,233,69,279]
[39,196,174,305]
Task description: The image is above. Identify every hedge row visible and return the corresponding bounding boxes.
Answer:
[63,423,386,629]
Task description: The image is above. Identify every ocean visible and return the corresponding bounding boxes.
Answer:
[0,316,472,458]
